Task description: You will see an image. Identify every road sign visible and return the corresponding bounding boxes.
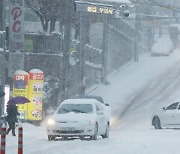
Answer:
[75,1,115,15]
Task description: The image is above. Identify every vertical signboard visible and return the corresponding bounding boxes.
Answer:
[27,69,44,121]
[9,0,24,52]
[13,70,29,119]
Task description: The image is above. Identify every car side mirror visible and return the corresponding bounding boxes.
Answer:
[162,107,166,111]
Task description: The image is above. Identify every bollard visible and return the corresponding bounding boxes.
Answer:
[18,122,23,154]
[0,123,6,154]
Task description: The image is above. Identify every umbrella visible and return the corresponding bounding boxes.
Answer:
[7,96,30,105]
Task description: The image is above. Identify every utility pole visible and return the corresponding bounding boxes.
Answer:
[61,0,72,101]
[102,14,108,84]
[79,11,86,95]
[134,0,140,62]
[0,0,5,116]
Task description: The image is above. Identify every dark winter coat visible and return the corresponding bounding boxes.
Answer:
[6,104,19,122]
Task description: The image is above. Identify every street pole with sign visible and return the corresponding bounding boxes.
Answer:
[8,0,25,77]
[75,1,115,93]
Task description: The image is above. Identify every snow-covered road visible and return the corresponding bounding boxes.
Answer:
[5,50,180,154]
[117,59,180,129]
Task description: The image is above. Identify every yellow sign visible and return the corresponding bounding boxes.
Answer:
[27,69,44,121]
[13,70,29,119]
[87,5,114,14]
[87,6,97,13]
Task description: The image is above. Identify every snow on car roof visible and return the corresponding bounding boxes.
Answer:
[62,98,98,105]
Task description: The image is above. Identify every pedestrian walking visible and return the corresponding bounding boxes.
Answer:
[6,104,19,136]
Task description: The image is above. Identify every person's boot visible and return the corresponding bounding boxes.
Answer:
[12,130,16,136]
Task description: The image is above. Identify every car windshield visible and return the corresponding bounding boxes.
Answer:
[57,104,93,114]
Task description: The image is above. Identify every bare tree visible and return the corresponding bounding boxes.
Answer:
[25,0,98,44]
[25,0,61,33]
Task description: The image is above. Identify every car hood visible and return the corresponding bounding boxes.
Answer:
[51,112,94,122]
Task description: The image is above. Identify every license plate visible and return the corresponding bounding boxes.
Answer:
[61,127,75,131]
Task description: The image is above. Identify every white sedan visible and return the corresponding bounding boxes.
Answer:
[46,99,110,141]
[152,102,180,129]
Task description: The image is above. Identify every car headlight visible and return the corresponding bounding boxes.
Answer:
[110,117,118,128]
[47,118,56,125]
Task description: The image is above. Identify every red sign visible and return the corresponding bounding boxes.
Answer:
[11,7,22,33]
[29,73,44,80]
[9,0,24,51]
[14,74,28,81]
[13,73,29,89]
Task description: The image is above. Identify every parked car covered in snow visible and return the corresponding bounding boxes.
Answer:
[46,99,110,141]
[152,102,180,129]
[151,36,173,56]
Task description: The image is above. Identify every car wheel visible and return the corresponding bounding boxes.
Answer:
[102,123,109,138]
[153,117,161,129]
[90,123,98,140]
[48,135,55,141]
